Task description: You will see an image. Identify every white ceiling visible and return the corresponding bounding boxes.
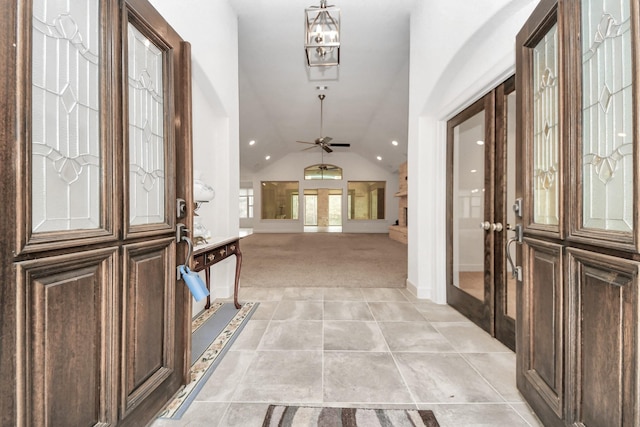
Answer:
[229,0,417,173]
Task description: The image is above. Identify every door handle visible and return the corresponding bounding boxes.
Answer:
[176,223,194,279]
[505,238,522,281]
[480,221,503,232]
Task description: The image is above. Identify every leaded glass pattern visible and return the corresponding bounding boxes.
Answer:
[532,23,559,226]
[582,0,633,232]
[128,23,165,226]
[31,0,101,232]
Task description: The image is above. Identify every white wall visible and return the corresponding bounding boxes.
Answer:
[149,0,240,312]
[241,151,399,233]
[407,0,538,302]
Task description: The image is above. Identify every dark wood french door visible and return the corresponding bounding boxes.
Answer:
[446,77,517,350]
[516,0,640,426]
[0,1,193,426]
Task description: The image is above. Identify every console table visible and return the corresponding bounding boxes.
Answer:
[192,237,242,309]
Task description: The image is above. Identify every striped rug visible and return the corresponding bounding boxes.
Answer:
[262,405,440,427]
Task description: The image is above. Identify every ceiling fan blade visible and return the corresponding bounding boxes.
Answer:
[322,136,333,144]
[302,145,318,151]
[296,140,316,145]
[328,143,350,147]
[322,145,333,153]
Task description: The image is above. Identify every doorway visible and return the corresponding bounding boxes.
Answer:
[304,188,343,232]
[446,77,516,350]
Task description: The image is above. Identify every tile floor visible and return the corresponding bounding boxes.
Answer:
[151,287,543,427]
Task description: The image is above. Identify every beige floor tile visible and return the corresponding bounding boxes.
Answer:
[232,351,323,403]
[378,321,455,352]
[463,352,522,402]
[282,287,325,301]
[415,302,472,322]
[511,403,545,426]
[218,403,273,427]
[368,302,428,321]
[394,352,504,403]
[229,320,269,350]
[323,287,366,301]
[323,352,413,404]
[427,403,533,427]
[239,287,285,302]
[362,288,410,302]
[432,322,512,353]
[323,301,374,321]
[258,320,323,351]
[195,350,256,402]
[249,301,278,320]
[271,300,323,321]
[324,320,388,351]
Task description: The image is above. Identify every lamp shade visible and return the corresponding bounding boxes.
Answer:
[305,1,340,67]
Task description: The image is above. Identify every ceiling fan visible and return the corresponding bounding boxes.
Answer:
[297,94,350,153]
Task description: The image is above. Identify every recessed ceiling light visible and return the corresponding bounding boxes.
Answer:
[618,132,627,137]
[470,169,477,173]
[376,156,382,161]
[249,140,256,145]
[265,155,271,160]
[392,140,398,146]
[476,140,484,146]
[471,189,479,194]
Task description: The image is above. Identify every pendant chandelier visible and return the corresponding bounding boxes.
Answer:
[304,0,340,67]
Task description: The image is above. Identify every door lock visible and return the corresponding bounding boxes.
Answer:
[176,198,187,219]
[513,198,523,218]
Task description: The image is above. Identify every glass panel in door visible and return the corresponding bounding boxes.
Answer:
[329,192,342,226]
[505,90,517,320]
[32,0,102,233]
[452,110,486,301]
[581,0,633,232]
[532,23,560,226]
[304,190,318,226]
[128,22,166,226]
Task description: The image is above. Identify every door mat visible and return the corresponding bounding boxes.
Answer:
[262,405,440,427]
[157,301,258,419]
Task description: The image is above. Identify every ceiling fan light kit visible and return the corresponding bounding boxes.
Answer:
[305,0,340,67]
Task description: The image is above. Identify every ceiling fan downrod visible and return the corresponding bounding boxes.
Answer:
[319,94,325,139]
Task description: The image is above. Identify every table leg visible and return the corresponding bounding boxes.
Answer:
[204,266,211,310]
[233,245,242,309]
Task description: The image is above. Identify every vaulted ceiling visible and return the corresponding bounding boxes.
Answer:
[229,0,417,173]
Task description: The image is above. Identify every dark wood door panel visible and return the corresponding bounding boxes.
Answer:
[519,238,564,423]
[567,248,639,427]
[16,248,118,427]
[121,237,175,416]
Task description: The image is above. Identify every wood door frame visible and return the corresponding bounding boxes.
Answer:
[446,93,496,334]
[515,2,566,426]
[495,75,516,350]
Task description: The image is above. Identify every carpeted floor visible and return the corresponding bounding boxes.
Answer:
[239,233,407,288]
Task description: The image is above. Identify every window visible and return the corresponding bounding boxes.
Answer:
[347,181,386,220]
[239,188,253,219]
[304,164,342,180]
[261,181,299,219]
